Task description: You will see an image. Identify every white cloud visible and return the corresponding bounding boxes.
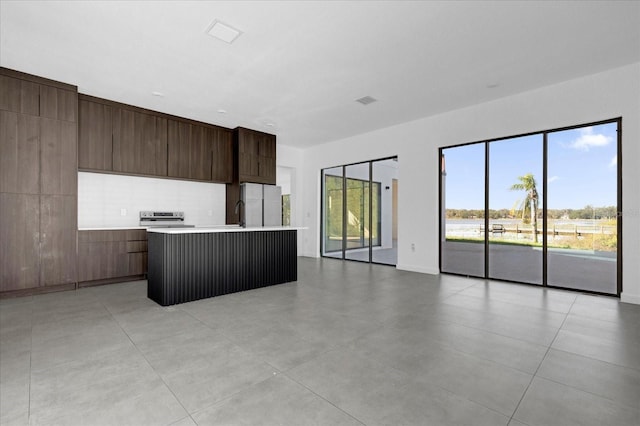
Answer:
[569,127,612,151]
[609,155,617,168]
[548,176,559,183]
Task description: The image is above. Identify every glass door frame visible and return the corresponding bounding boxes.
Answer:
[438,117,622,297]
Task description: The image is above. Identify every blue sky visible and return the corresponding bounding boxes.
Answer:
[443,122,618,210]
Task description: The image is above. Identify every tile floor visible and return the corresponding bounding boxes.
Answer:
[1,257,639,426]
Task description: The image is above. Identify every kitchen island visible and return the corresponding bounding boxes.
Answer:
[147,226,299,306]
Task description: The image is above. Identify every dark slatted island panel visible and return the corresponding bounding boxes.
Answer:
[147,229,297,306]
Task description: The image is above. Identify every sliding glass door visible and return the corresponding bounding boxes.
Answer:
[321,157,398,265]
[441,143,485,276]
[322,167,344,259]
[546,123,618,294]
[488,135,543,285]
[440,119,620,296]
[345,163,371,261]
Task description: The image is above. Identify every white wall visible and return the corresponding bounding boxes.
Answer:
[276,144,307,253]
[78,172,226,228]
[299,63,640,304]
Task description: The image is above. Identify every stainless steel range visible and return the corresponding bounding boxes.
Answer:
[139,211,195,228]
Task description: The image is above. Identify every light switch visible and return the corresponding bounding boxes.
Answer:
[120,208,127,216]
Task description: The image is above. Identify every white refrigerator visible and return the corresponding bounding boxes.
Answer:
[240,183,282,227]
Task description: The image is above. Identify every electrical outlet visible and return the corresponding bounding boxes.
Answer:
[411,243,415,252]
[120,208,127,216]
[207,210,213,216]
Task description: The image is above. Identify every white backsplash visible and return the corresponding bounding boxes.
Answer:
[78,172,226,228]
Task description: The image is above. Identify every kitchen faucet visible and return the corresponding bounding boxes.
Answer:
[234,199,245,227]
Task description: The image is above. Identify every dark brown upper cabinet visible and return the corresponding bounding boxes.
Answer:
[0,111,40,194]
[80,96,233,183]
[0,74,39,116]
[78,97,113,171]
[168,120,212,181]
[112,107,167,177]
[237,127,276,184]
[211,128,233,183]
[40,118,77,196]
[0,71,77,121]
[39,85,77,122]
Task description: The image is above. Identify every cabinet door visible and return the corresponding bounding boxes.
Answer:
[259,156,276,184]
[259,134,276,158]
[258,134,276,184]
[212,129,233,183]
[238,130,259,180]
[167,119,191,178]
[40,85,77,122]
[78,99,113,170]
[113,108,167,176]
[0,111,39,194]
[0,74,39,116]
[40,118,77,196]
[237,128,276,184]
[190,125,212,181]
[40,195,77,286]
[0,193,40,291]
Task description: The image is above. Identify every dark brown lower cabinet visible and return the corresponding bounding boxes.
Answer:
[0,193,40,291]
[40,195,77,286]
[77,229,148,286]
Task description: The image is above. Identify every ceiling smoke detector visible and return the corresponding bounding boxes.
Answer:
[356,96,377,105]
[206,20,242,44]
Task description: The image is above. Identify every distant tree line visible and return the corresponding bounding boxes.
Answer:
[446,205,617,220]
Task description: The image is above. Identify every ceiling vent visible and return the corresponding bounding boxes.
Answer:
[206,20,242,44]
[355,96,377,105]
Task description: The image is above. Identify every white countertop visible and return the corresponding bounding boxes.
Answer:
[79,226,148,231]
[147,226,305,234]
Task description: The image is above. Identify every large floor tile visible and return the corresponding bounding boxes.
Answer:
[537,348,640,410]
[371,380,510,426]
[287,348,412,425]
[29,345,186,426]
[561,312,640,346]
[112,305,210,344]
[413,346,532,416]
[551,329,640,370]
[385,317,548,374]
[460,283,576,313]
[422,302,561,346]
[137,328,276,413]
[513,377,640,426]
[221,319,332,371]
[571,294,640,324]
[193,374,362,426]
[30,316,133,372]
[0,376,29,426]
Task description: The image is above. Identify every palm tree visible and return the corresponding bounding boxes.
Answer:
[510,173,539,243]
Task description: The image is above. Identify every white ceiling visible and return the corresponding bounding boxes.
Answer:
[1,1,639,148]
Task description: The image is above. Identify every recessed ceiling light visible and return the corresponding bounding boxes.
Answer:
[217,109,227,114]
[356,96,377,105]
[486,83,500,89]
[151,91,164,97]
[206,20,242,44]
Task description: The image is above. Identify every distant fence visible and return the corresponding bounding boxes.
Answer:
[479,223,616,237]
